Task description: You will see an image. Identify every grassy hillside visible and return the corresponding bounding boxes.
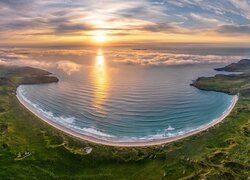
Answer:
[0,64,249,179]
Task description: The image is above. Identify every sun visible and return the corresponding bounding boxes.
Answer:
[94,32,107,43]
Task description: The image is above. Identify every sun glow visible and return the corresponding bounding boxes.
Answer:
[94,32,107,43]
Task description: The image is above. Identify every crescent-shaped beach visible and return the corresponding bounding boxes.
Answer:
[16,87,238,147]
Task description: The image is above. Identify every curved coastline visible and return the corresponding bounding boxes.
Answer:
[16,86,238,147]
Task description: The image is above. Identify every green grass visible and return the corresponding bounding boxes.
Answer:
[0,65,249,179]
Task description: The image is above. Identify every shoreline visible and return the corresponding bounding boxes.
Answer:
[16,86,238,147]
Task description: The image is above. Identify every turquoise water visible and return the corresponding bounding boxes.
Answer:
[16,48,234,142]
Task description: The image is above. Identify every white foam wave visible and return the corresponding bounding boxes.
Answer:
[165,125,175,131]
[18,87,76,125]
[18,86,114,138]
[70,126,114,138]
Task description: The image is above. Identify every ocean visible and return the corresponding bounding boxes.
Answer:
[3,46,247,142]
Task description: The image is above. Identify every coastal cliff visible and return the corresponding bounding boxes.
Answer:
[191,59,250,96]
[0,65,59,87]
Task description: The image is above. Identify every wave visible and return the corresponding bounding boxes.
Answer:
[70,126,114,138]
[18,86,115,138]
[18,87,76,125]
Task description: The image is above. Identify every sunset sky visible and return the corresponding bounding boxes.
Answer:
[1,0,250,46]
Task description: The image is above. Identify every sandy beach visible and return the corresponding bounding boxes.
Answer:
[16,87,238,147]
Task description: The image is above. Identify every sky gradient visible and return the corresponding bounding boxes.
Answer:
[1,0,250,46]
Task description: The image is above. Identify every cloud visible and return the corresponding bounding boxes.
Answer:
[0,0,250,45]
[56,61,81,75]
[0,48,243,68]
[108,49,242,66]
[141,23,180,33]
[0,0,34,9]
[139,23,196,34]
[0,49,82,74]
[229,0,250,19]
[54,23,93,34]
[216,24,250,35]
[190,13,220,24]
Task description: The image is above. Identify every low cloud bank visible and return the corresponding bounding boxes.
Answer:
[0,48,243,70]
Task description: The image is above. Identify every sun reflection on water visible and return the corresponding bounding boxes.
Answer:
[92,49,108,113]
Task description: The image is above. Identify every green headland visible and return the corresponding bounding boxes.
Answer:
[0,61,249,179]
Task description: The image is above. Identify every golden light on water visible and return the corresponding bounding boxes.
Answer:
[96,55,104,67]
[92,49,108,113]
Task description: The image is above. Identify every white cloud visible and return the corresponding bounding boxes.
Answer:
[190,13,220,24]
[229,0,250,19]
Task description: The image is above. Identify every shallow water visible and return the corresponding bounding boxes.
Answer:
[16,48,235,142]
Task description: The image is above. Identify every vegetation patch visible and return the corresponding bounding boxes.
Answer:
[0,123,8,134]
[242,126,250,137]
